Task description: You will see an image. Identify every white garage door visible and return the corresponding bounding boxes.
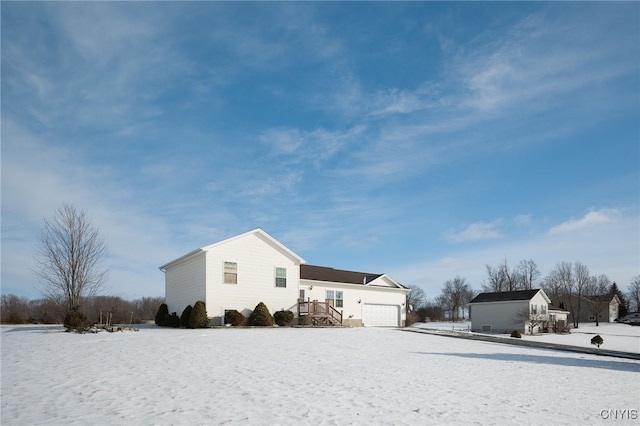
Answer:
[362,304,400,327]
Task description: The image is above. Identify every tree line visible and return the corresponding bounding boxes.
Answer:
[407,258,640,328]
[0,294,164,325]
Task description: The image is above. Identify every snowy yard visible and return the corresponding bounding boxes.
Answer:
[415,322,640,353]
[2,324,639,425]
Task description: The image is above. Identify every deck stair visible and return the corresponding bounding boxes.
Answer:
[297,299,343,326]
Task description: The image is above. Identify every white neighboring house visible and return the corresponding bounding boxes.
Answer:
[159,228,409,327]
[469,289,566,334]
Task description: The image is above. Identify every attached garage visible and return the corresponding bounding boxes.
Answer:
[362,304,400,327]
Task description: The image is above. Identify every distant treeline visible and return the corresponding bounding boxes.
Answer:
[0,294,164,325]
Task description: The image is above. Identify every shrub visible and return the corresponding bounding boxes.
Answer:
[189,300,209,328]
[166,312,180,328]
[224,309,245,326]
[64,309,93,332]
[248,302,274,326]
[273,310,294,326]
[180,305,193,328]
[155,303,169,326]
[591,335,604,348]
[510,329,522,338]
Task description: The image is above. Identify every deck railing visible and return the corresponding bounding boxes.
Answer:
[297,298,343,325]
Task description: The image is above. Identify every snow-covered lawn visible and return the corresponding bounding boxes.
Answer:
[416,322,640,353]
[2,325,639,425]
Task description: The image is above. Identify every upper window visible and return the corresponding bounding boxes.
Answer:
[275,267,287,288]
[531,304,537,314]
[224,261,237,284]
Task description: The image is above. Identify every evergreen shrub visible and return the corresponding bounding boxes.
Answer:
[189,300,209,328]
[591,335,604,348]
[155,303,169,326]
[224,309,245,326]
[510,329,522,338]
[166,312,180,328]
[248,302,274,326]
[180,305,193,328]
[273,310,294,326]
[64,309,93,332]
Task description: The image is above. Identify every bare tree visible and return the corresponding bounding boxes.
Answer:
[628,276,640,312]
[542,267,564,305]
[517,306,548,334]
[585,274,611,326]
[482,258,522,292]
[33,204,108,312]
[517,259,540,290]
[441,276,473,321]
[572,261,590,328]
[406,285,426,313]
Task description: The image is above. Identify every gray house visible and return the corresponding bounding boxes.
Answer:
[469,289,568,334]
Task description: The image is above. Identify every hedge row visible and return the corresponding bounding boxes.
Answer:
[155,300,209,328]
[155,302,295,328]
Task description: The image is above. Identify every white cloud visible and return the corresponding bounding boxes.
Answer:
[513,214,533,226]
[549,209,617,235]
[446,220,503,243]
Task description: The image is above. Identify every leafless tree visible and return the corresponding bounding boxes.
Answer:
[406,285,426,313]
[628,276,640,313]
[441,276,473,321]
[517,306,548,334]
[482,258,526,292]
[1,294,31,324]
[572,261,590,328]
[585,274,611,326]
[33,204,108,312]
[517,259,540,290]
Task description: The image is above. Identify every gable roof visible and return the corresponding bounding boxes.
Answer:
[469,289,549,304]
[301,265,382,285]
[159,228,305,271]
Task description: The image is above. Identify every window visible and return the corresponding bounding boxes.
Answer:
[325,290,343,308]
[224,261,237,284]
[531,304,537,314]
[541,305,547,314]
[275,267,287,288]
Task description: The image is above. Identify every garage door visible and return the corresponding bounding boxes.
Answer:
[362,304,400,327]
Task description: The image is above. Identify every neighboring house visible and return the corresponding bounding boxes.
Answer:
[547,304,571,333]
[159,228,409,327]
[557,293,621,324]
[469,289,565,334]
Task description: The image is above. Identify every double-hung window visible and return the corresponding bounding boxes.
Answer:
[326,290,344,308]
[224,261,237,284]
[275,267,287,288]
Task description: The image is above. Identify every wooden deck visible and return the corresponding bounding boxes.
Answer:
[297,299,343,326]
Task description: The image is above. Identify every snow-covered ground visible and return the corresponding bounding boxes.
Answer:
[415,322,640,353]
[2,324,639,425]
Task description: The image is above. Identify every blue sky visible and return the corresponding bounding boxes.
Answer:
[2,2,639,301]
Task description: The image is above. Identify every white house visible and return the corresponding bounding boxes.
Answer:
[159,228,409,327]
[469,289,567,334]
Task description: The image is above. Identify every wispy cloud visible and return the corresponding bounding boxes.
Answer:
[446,220,503,243]
[549,209,618,235]
[513,214,533,226]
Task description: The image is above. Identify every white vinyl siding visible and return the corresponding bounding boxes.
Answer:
[205,231,300,325]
